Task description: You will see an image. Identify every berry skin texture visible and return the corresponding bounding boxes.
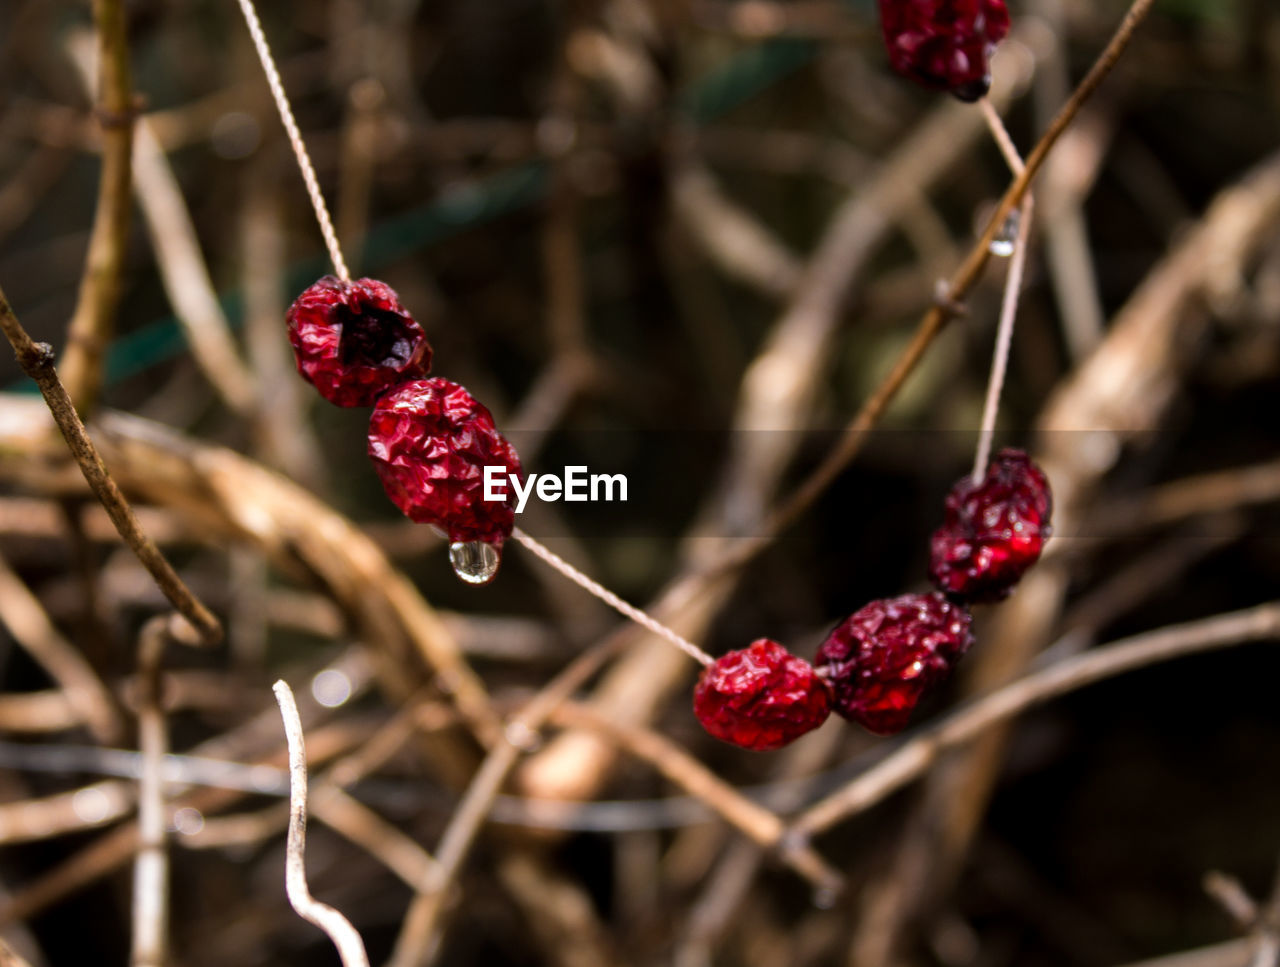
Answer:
[815,593,974,735]
[878,0,1011,101]
[694,639,834,751]
[287,275,432,407]
[929,448,1053,603]
[367,378,522,547]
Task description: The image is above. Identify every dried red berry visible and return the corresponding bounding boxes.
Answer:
[287,276,432,407]
[929,448,1052,603]
[367,378,522,548]
[693,639,833,751]
[815,592,974,735]
[878,0,1011,101]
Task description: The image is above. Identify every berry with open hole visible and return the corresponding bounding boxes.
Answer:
[287,275,431,407]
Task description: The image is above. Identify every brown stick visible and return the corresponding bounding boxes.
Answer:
[757,0,1158,547]
[59,0,136,416]
[0,552,122,743]
[0,285,222,645]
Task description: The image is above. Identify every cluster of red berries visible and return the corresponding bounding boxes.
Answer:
[693,450,1052,750]
[691,5,1034,753]
[878,0,1011,101]
[287,276,521,583]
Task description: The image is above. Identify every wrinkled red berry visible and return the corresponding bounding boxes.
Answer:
[694,639,833,751]
[367,378,522,547]
[815,592,974,735]
[929,448,1052,603]
[878,0,1011,101]
[287,276,432,407]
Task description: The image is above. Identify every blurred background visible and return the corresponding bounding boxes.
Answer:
[1,0,1279,964]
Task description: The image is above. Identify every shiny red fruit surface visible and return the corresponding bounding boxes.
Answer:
[693,639,833,751]
[367,378,522,546]
[287,276,431,407]
[815,592,974,735]
[878,0,1011,101]
[929,448,1053,603]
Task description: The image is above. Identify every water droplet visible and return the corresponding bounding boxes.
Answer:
[989,208,1020,257]
[450,541,501,585]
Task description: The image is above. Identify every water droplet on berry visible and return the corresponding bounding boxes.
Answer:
[450,540,501,585]
[989,208,1020,257]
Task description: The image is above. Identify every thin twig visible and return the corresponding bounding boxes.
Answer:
[59,0,135,415]
[0,938,35,967]
[972,98,1031,480]
[0,285,222,645]
[131,614,198,967]
[130,119,260,415]
[0,551,122,743]
[1204,871,1259,929]
[752,0,1158,547]
[65,27,259,418]
[980,96,1025,175]
[387,632,632,967]
[0,673,376,923]
[549,702,843,894]
[790,602,1280,839]
[272,680,370,967]
[233,0,349,280]
[512,529,714,667]
[310,786,440,890]
[973,194,1034,481]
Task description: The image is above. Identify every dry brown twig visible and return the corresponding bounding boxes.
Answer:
[754,0,1158,547]
[131,613,208,967]
[0,675,376,925]
[0,551,121,742]
[58,0,135,416]
[64,28,259,419]
[271,680,370,967]
[0,284,221,645]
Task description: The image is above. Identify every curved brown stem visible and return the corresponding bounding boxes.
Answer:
[0,285,222,645]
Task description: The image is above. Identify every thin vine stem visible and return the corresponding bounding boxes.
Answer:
[512,529,714,667]
[233,0,714,668]
[232,0,349,281]
[973,97,1031,482]
[706,0,1158,580]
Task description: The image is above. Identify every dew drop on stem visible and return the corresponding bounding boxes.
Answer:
[449,540,501,584]
[989,207,1021,257]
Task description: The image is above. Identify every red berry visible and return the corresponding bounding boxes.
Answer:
[815,592,974,735]
[287,276,432,407]
[878,0,1011,101]
[693,639,833,751]
[929,448,1052,603]
[367,378,522,548]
